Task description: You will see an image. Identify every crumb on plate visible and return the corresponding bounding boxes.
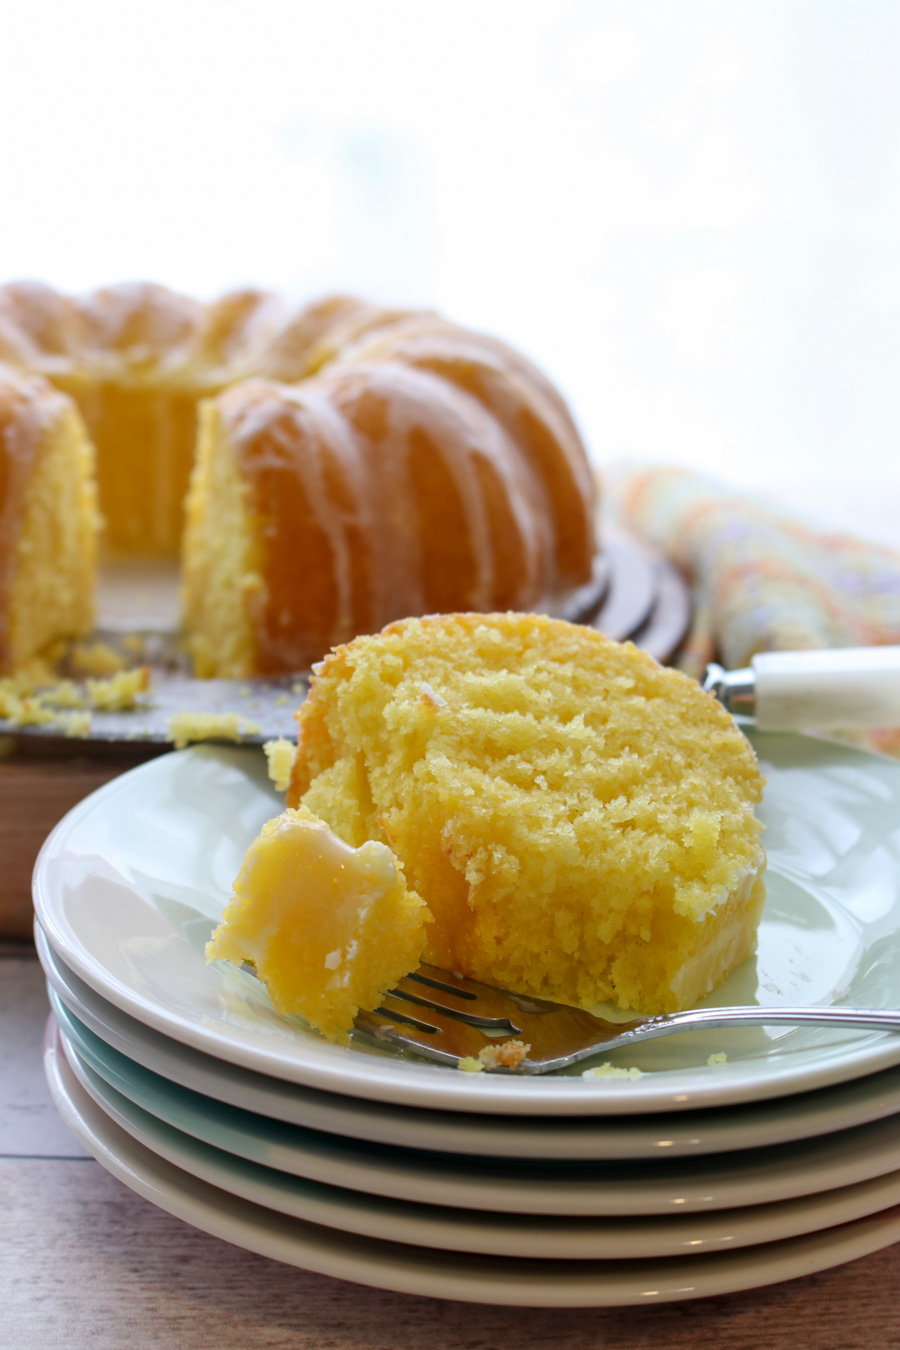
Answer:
[581,1061,644,1080]
[263,737,296,792]
[457,1038,531,1072]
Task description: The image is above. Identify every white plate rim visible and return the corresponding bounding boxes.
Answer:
[37,922,900,1162]
[32,735,900,1116]
[53,1016,900,1264]
[46,1002,900,1218]
[45,1020,900,1308]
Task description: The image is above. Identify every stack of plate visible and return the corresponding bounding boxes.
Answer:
[34,730,900,1308]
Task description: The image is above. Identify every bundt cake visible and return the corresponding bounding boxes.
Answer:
[0,369,99,675]
[0,282,598,676]
[206,804,429,1043]
[286,612,767,1017]
[0,281,285,554]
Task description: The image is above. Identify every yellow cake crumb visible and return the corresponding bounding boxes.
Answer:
[166,710,261,750]
[581,1062,645,1080]
[0,674,88,727]
[86,666,151,711]
[474,1038,531,1071]
[0,681,24,720]
[11,696,56,727]
[288,613,767,1017]
[56,710,93,737]
[263,737,296,792]
[707,1051,728,1066]
[40,679,87,709]
[69,640,126,677]
[455,1040,532,1073]
[206,806,430,1043]
[0,667,150,737]
[121,634,146,658]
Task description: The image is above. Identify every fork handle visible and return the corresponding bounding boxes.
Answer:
[651,1005,900,1035]
[705,646,900,730]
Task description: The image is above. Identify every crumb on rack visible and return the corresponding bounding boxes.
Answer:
[581,1061,644,1080]
[40,679,87,709]
[0,666,150,737]
[56,710,93,738]
[0,680,25,721]
[69,640,127,677]
[263,737,296,792]
[166,711,261,750]
[9,696,56,727]
[0,675,87,727]
[86,667,152,711]
[120,634,146,658]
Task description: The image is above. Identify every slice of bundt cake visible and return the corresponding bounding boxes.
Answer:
[286,612,767,1016]
[206,804,430,1043]
[0,370,100,675]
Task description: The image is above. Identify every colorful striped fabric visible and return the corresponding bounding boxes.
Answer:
[612,465,900,757]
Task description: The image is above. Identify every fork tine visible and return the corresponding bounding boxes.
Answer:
[356,990,513,1066]
[387,980,521,1034]
[404,968,479,1002]
[354,969,900,1075]
[353,965,628,1072]
[411,964,564,1013]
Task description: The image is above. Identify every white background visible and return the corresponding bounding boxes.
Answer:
[2,0,898,545]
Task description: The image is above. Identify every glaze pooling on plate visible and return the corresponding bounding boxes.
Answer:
[44,1024,900,1308]
[33,733,900,1115]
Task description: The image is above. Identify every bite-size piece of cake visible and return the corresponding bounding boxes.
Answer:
[288,612,767,1016]
[206,805,430,1043]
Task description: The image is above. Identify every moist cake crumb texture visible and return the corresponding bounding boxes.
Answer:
[206,805,429,1042]
[287,611,767,1016]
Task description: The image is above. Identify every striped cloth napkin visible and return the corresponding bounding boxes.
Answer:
[610,465,900,758]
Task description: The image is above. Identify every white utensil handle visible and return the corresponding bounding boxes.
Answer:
[753,646,900,731]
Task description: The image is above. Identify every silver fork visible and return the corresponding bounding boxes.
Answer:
[353,964,900,1074]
